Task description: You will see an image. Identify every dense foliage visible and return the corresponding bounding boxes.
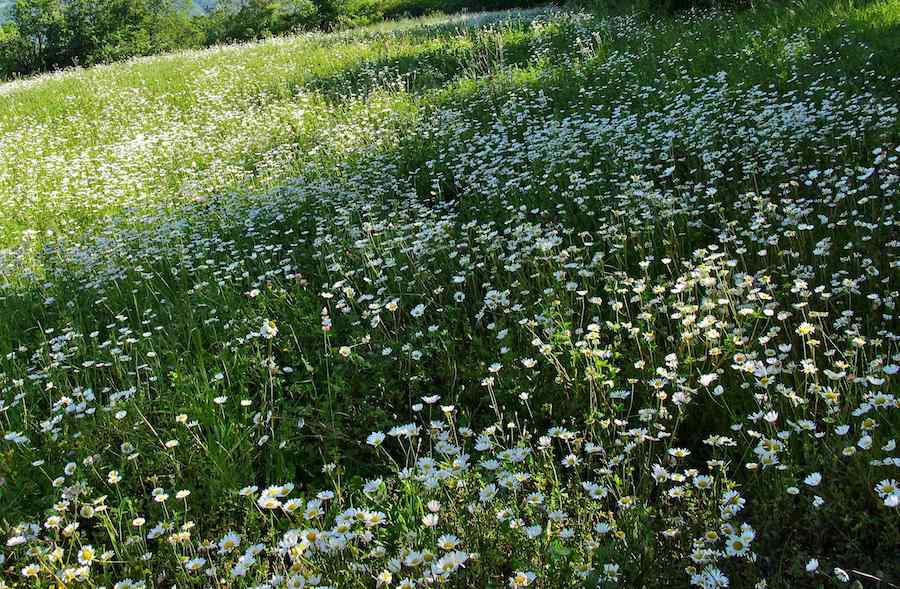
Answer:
[0,0,200,75]
[1,0,899,587]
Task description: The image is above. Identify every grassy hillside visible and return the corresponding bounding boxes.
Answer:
[1,1,899,588]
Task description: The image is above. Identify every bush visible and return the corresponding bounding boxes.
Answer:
[0,0,205,77]
[204,0,319,44]
[0,23,25,74]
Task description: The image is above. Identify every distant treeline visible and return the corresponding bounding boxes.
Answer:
[0,0,546,78]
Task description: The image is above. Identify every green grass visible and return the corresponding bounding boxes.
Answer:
[0,1,899,587]
[1,1,896,249]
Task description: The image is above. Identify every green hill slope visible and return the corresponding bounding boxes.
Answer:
[0,2,899,587]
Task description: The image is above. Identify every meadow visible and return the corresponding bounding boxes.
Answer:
[0,0,899,587]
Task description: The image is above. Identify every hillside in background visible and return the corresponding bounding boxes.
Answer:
[192,0,217,12]
[0,1,899,587]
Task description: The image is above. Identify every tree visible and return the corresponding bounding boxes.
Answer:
[9,0,67,72]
